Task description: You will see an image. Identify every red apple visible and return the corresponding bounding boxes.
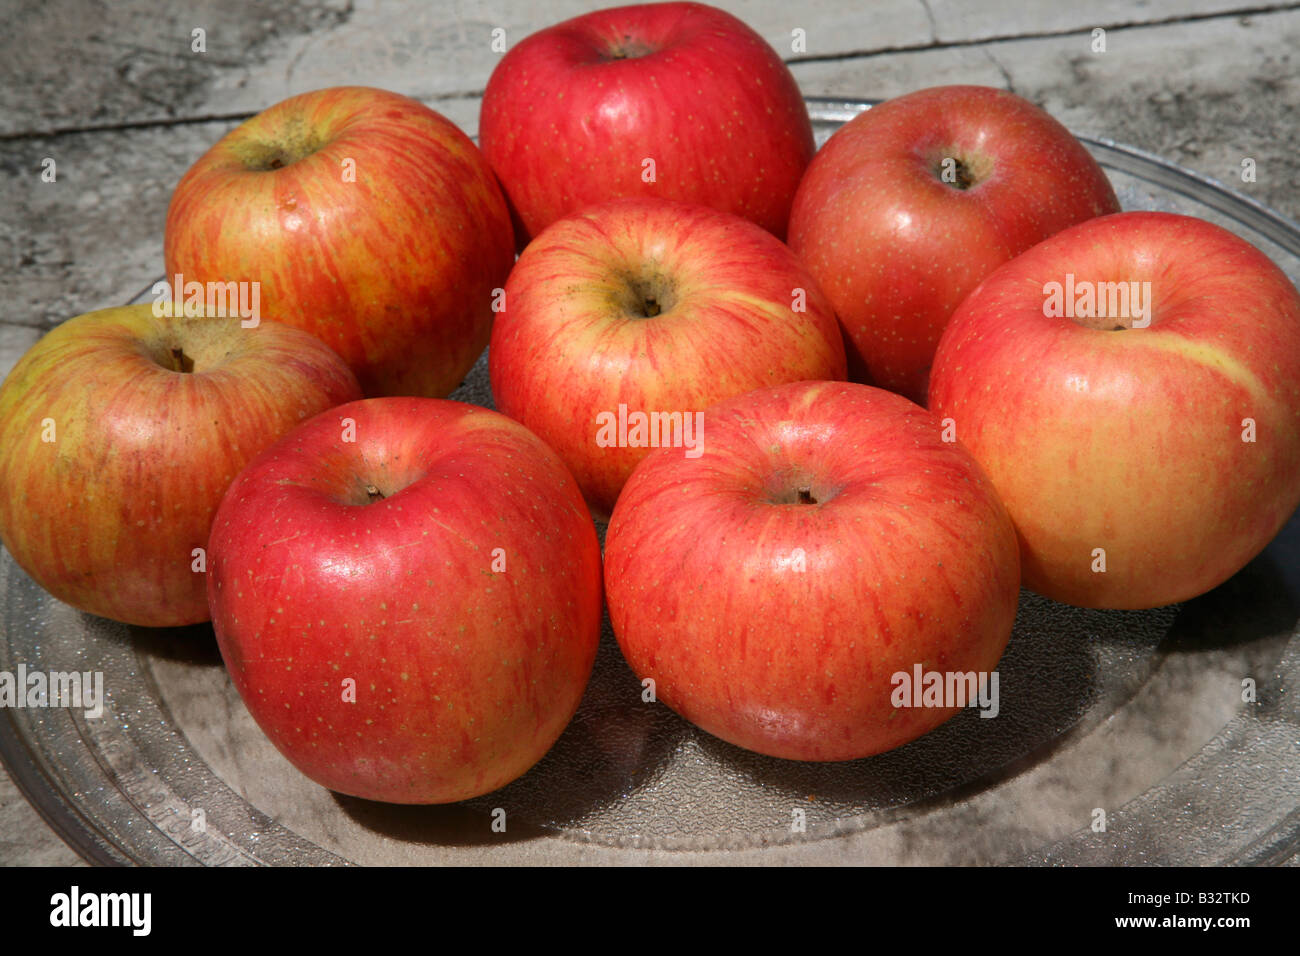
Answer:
[0,305,361,627]
[928,211,1300,609]
[489,198,847,517]
[479,2,814,244]
[789,85,1121,403]
[604,380,1020,761]
[165,85,515,398]
[206,397,603,804]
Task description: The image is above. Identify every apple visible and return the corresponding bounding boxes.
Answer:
[928,211,1300,609]
[479,2,815,244]
[0,304,361,627]
[489,197,848,517]
[206,397,603,804]
[788,84,1121,403]
[604,380,1020,761]
[165,85,515,398]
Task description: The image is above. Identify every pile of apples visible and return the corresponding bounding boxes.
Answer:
[3,2,1299,803]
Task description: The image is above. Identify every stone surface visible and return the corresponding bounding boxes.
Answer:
[7,0,1256,136]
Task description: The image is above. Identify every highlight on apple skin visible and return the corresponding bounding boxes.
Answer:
[205,397,604,804]
[604,380,1021,762]
[0,305,363,627]
[928,211,1300,610]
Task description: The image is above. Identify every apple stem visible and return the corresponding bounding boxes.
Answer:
[170,346,194,373]
[366,484,385,501]
[798,487,816,505]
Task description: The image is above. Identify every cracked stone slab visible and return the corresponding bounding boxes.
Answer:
[1,0,1277,137]
[922,0,1282,43]
[1,120,237,329]
[0,0,355,137]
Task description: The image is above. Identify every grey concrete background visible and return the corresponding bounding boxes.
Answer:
[1,0,1298,865]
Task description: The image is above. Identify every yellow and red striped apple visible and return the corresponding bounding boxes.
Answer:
[929,211,1300,608]
[489,198,847,517]
[604,380,1020,761]
[165,86,514,398]
[0,305,361,627]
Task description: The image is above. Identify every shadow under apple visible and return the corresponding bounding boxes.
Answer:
[1163,508,1300,654]
[685,590,1177,820]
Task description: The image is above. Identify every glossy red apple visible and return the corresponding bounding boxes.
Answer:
[489,198,847,517]
[206,397,603,803]
[165,85,515,398]
[928,211,1300,609]
[789,85,1121,403]
[480,2,815,244]
[604,380,1021,761]
[0,305,361,627]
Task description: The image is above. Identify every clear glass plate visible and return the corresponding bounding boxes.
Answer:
[3,98,1298,865]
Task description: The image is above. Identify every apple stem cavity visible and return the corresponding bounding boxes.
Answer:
[236,130,325,173]
[606,35,654,60]
[619,274,676,319]
[246,147,301,172]
[943,158,976,190]
[763,477,832,507]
